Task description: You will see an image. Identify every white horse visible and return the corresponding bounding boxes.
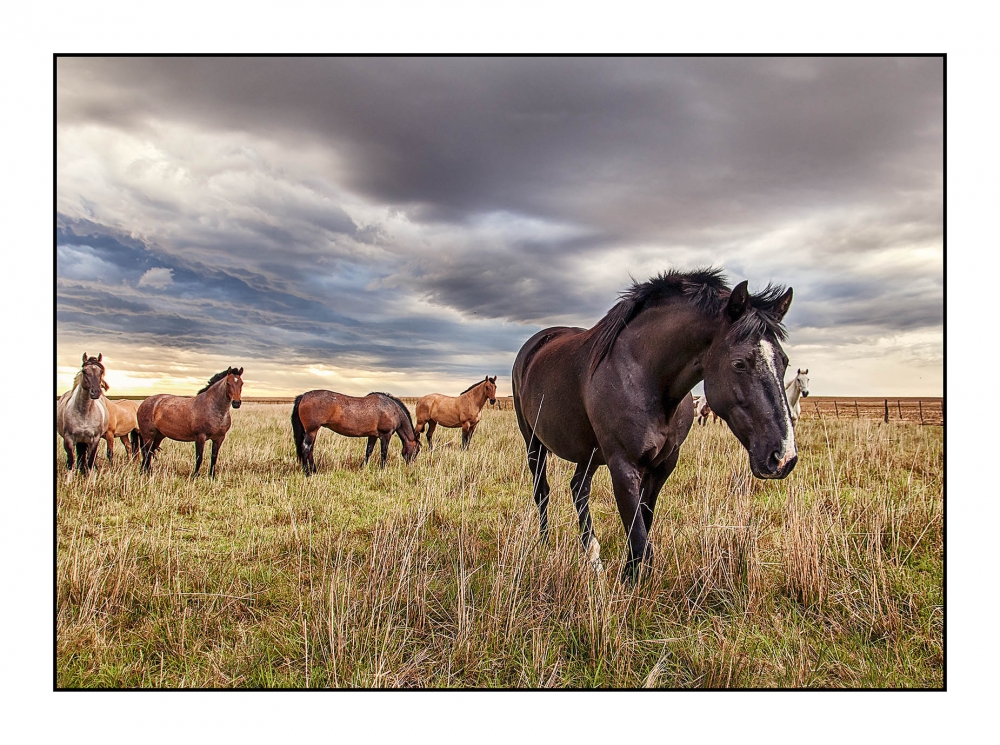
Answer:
[693,394,717,425]
[785,368,810,427]
[56,353,110,478]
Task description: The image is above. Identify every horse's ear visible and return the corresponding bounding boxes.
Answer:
[803,368,808,374]
[236,367,243,376]
[97,353,102,362]
[82,352,88,364]
[773,287,793,321]
[726,281,749,322]
[490,376,496,383]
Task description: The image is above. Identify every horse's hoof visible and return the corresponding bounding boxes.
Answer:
[591,558,605,573]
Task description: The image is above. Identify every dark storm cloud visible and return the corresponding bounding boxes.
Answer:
[56,57,942,392]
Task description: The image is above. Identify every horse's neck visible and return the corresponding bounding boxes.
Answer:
[201,380,231,411]
[621,305,716,402]
[464,384,489,410]
[70,381,98,413]
[785,380,801,405]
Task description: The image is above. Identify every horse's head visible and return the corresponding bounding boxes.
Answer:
[80,352,106,400]
[485,375,497,405]
[795,368,810,398]
[226,367,244,408]
[702,281,797,480]
[402,436,421,464]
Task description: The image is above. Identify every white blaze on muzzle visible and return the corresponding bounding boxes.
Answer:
[760,339,797,468]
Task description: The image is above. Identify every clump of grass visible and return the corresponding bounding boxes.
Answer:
[57,404,943,688]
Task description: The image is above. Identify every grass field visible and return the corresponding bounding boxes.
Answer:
[56,403,943,688]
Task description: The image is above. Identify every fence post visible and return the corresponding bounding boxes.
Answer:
[814,401,821,420]
[834,401,839,418]
[919,400,923,424]
[897,400,903,419]
[884,399,889,423]
[854,400,860,418]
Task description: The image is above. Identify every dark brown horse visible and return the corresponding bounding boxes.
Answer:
[138,367,244,477]
[512,269,797,582]
[291,390,420,474]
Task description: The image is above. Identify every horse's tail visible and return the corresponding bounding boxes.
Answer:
[291,394,306,462]
[129,429,141,458]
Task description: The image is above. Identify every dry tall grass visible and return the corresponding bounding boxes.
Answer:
[56,404,943,688]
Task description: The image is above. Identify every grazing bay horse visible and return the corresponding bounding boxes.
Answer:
[104,399,141,461]
[785,368,810,427]
[512,268,797,583]
[56,353,110,476]
[291,390,420,474]
[138,367,244,478]
[415,376,497,450]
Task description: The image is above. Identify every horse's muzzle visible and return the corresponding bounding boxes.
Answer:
[801,391,809,398]
[231,400,241,409]
[89,391,101,400]
[489,398,497,405]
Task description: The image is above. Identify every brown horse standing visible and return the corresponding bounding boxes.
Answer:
[104,399,141,460]
[291,390,420,474]
[137,367,244,477]
[415,376,497,450]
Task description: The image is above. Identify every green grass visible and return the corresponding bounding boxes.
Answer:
[56,404,943,688]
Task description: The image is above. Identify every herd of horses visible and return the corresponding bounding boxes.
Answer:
[57,268,807,582]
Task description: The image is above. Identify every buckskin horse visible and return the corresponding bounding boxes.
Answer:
[104,398,141,460]
[415,376,497,450]
[512,268,797,582]
[137,367,244,477]
[291,390,420,474]
[56,353,110,477]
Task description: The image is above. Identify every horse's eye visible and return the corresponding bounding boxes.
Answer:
[732,359,748,372]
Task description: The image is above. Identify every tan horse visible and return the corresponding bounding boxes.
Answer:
[138,367,244,478]
[104,399,141,460]
[415,376,497,450]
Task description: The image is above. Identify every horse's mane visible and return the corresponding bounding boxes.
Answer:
[198,369,232,394]
[370,392,415,430]
[588,268,788,374]
[459,378,487,395]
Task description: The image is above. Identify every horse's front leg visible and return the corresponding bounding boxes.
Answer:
[425,420,437,450]
[85,440,100,473]
[63,436,76,475]
[461,422,478,450]
[570,456,602,570]
[193,435,206,478]
[105,431,115,462]
[607,455,649,584]
[209,435,225,479]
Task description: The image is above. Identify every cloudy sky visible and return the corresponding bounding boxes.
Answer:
[56,56,943,397]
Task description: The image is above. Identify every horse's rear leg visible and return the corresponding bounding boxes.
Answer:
[378,435,390,468]
[570,457,602,570]
[300,430,317,475]
[425,420,437,450]
[527,439,551,544]
[209,435,226,479]
[140,434,162,473]
[193,435,206,478]
[363,436,377,466]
